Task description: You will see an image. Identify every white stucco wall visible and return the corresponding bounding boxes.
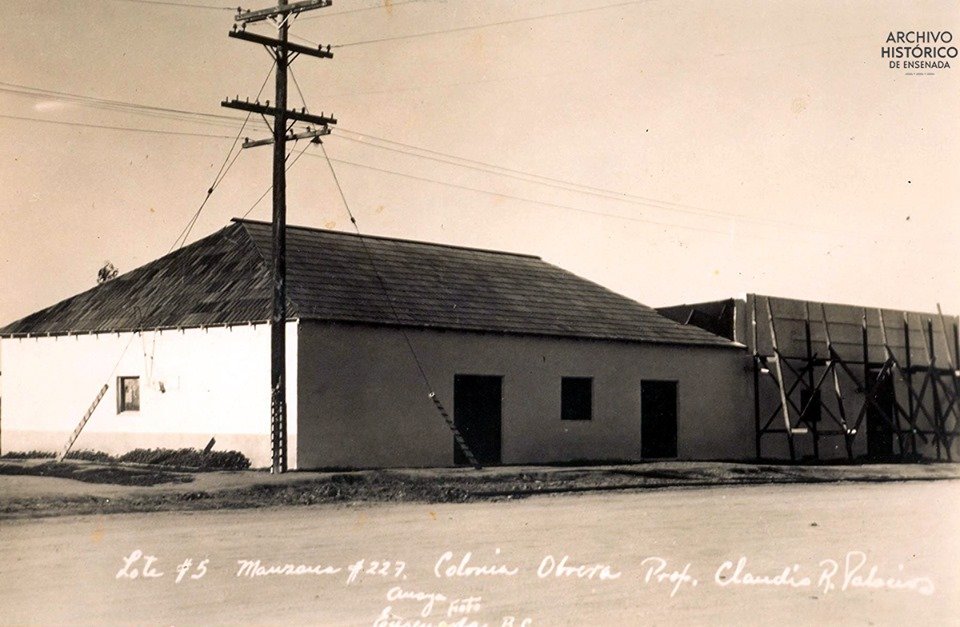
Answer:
[296,322,752,469]
[0,322,298,469]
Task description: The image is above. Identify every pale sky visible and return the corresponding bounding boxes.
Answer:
[1,0,958,330]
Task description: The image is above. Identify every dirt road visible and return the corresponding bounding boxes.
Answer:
[1,481,957,626]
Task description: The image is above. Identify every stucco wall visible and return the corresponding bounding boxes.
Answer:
[0,322,298,469]
[296,322,752,469]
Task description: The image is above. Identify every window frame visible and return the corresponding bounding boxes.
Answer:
[117,376,141,413]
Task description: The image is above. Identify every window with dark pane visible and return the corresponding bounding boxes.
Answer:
[561,377,592,421]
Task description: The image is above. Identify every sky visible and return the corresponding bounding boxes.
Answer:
[1,0,958,330]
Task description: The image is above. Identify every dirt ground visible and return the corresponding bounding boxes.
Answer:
[1,481,957,626]
[2,459,958,518]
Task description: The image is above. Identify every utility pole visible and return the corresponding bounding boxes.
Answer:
[222,0,337,473]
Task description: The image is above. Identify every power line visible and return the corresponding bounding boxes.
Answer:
[173,145,244,250]
[314,139,481,466]
[0,81,243,123]
[288,66,309,112]
[170,62,276,251]
[4,80,771,227]
[305,150,741,237]
[0,110,698,234]
[333,0,654,48]
[0,113,234,138]
[0,76,847,232]
[315,139,435,387]
[241,139,312,219]
[0,80,847,239]
[225,0,338,474]
[0,81,254,131]
[298,0,421,20]
[3,76,746,223]
[2,107,736,236]
[0,113,823,240]
[104,0,234,10]
[54,0,235,457]
[329,129,820,232]
[320,66,572,100]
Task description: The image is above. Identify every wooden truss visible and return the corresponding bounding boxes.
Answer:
[752,296,960,462]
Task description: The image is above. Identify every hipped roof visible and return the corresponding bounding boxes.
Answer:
[0,219,735,348]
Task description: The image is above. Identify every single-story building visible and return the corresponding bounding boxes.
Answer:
[0,219,752,468]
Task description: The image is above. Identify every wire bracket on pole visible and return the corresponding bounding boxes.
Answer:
[229,28,334,58]
[242,126,329,149]
[224,0,335,474]
[235,0,331,24]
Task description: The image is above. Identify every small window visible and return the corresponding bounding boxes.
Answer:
[117,376,140,412]
[561,377,592,421]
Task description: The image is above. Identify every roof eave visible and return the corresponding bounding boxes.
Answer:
[297,316,743,350]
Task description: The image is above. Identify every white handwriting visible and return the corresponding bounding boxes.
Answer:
[818,551,935,596]
[715,557,811,589]
[640,557,697,597]
[434,549,519,578]
[236,559,341,578]
[536,555,621,581]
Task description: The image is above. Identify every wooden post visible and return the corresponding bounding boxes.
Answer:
[225,1,335,474]
[765,297,795,462]
[936,305,960,438]
[955,319,960,458]
[269,0,290,475]
[877,309,905,456]
[804,302,819,460]
[955,318,960,432]
[955,318,960,374]
[862,310,871,458]
[862,310,869,389]
[904,313,917,455]
[751,295,762,460]
[928,319,943,460]
[821,303,853,460]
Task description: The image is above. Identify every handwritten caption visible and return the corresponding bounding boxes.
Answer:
[115,548,934,625]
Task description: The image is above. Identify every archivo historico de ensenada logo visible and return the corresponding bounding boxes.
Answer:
[882,31,956,75]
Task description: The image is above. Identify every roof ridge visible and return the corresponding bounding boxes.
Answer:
[233,218,542,260]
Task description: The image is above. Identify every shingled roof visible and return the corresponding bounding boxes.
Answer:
[0,219,735,348]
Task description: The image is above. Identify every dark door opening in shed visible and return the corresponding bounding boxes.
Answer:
[866,369,896,459]
[453,375,502,465]
[641,380,678,458]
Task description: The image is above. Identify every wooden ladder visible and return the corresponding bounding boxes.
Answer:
[429,393,482,470]
[56,384,109,463]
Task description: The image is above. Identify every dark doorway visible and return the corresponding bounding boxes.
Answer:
[641,380,678,458]
[866,369,896,459]
[453,375,502,465]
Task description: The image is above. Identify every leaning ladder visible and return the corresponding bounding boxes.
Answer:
[429,392,482,470]
[56,384,109,463]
